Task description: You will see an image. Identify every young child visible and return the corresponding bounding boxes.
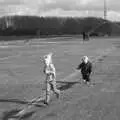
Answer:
[77,56,92,84]
[43,53,60,105]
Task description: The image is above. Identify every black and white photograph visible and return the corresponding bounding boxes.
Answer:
[0,0,120,120]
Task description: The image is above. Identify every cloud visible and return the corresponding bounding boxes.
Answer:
[0,0,23,5]
[0,0,120,21]
[40,8,103,17]
[6,5,38,16]
[107,11,120,21]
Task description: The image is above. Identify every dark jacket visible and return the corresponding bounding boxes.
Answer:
[77,61,92,75]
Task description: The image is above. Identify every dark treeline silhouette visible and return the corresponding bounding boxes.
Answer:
[0,15,119,37]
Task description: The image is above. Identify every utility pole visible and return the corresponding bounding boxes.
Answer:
[104,0,107,20]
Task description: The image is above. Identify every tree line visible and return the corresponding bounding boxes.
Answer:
[0,15,114,36]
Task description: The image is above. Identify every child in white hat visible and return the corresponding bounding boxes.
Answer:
[43,53,60,105]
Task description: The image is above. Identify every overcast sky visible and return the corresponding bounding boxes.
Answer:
[0,0,120,21]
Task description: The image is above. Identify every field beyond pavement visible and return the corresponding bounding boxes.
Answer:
[0,36,120,120]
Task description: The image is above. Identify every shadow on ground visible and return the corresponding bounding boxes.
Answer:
[0,81,80,120]
[57,81,80,91]
[0,99,44,120]
[0,99,44,107]
[0,81,81,105]
[2,108,35,120]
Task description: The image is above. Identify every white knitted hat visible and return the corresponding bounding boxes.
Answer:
[82,56,89,63]
[43,52,53,66]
